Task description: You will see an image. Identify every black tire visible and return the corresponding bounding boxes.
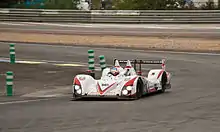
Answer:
[72,94,82,101]
[72,94,78,101]
[134,78,143,99]
[158,72,167,93]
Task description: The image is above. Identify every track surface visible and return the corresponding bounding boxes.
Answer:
[0,43,220,132]
[0,22,220,39]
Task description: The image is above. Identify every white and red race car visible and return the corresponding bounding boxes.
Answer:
[72,59,171,100]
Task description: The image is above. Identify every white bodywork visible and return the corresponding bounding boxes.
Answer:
[72,60,171,99]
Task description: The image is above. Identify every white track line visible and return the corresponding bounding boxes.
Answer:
[0,22,32,26]
[23,22,220,29]
[0,57,86,66]
[2,27,219,34]
[1,22,220,30]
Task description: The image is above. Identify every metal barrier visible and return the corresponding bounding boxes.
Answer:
[0,8,91,23]
[0,8,220,23]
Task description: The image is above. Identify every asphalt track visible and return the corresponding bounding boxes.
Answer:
[0,43,220,132]
[0,22,220,39]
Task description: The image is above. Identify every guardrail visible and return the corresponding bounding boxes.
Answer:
[0,8,220,23]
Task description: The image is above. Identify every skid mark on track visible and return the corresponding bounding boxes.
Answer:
[0,98,51,105]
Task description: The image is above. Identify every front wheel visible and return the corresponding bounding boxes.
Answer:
[72,93,82,101]
[158,72,167,93]
[133,79,143,99]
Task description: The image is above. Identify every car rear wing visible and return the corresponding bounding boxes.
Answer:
[116,60,163,64]
[114,59,166,75]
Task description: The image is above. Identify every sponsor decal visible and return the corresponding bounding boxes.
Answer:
[97,82,116,95]
[102,83,109,86]
[89,91,116,96]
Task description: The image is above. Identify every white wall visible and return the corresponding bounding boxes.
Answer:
[192,0,218,7]
[77,0,90,10]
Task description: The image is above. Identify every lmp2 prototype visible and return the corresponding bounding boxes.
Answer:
[72,59,171,100]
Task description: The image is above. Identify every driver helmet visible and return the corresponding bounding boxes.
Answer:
[110,67,120,76]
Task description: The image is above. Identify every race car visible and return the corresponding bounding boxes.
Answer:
[72,59,171,100]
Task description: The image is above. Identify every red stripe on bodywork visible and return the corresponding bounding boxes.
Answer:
[97,82,116,95]
[125,66,132,68]
[73,78,81,85]
[124,77,137,86]
[157,70,164,79]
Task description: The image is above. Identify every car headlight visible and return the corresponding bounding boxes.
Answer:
[73,85,82,95]
[74,85,80,90]
[76,89,82,94]
[126,86,132,91]
[122,89,128,95]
